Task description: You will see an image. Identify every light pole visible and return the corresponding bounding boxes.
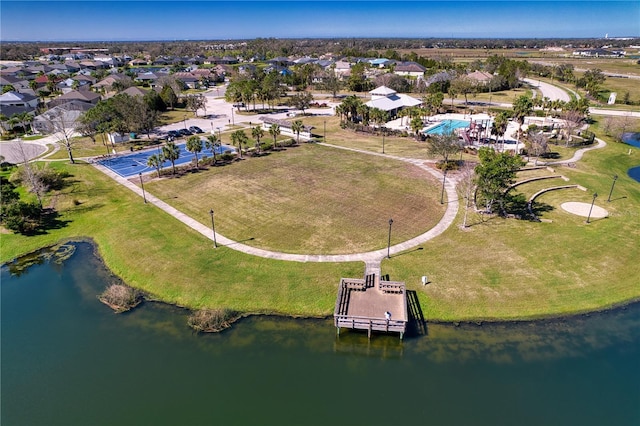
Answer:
[138,173,147,204]
[231,107,234,126]
[216,127,221,143]
[387,218,393,259]
[183,114,187,130]
[586,192,598,224]
[209,209,218,248]
[382,130,385,154]
[440,168,447,204]
[323,120,326,143]
[607,174,618,202]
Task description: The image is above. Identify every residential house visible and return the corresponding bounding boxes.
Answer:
[173,72,200,89]
[394,62,427,78]
[0,91,40,109]
[47,89,101,107]
[32,100,93,134]
[466,70,493,85]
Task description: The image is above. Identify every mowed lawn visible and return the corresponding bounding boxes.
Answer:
[145,143,446,254]
[384,135,640,321]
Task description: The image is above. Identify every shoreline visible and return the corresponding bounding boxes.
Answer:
[4,238,640,326]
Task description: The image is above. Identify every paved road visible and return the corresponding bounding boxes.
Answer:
[524,78,571,102]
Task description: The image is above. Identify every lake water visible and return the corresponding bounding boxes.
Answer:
[621,132,640,148]
[2,242,640,426]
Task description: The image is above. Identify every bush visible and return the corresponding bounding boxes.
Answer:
[187,308,239,333]
[98,284,143,313]
[1,200,42,234]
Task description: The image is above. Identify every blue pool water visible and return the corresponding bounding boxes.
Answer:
[622,132,640,148]
[425,119,470,135]
[98,143,235,178]
[628,166,640,183]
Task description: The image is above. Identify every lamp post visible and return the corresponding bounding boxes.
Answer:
[382,130,385,154]
[586,192,598,224]
[607,174,618,202]
[209,209,218,248]
[387,218,393,259]
[183,114,187,130]
[323,120,326,143]
[440,168,447,204]
[138,173,147,204]
[216,127,221,143]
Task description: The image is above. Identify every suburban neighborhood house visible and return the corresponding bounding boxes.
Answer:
[365,86,421,118]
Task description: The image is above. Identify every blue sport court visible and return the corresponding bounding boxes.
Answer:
[98,143,235,178]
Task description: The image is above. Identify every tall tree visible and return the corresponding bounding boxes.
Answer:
[410,116,424,140]
[186,93,206,117]
[291,120,303,144]
[290,92,313,115]
[162,141,180,175]
[251,125,264,147]
[268,123,281,150]
[427,130,461,166]
[474,147,524,214]
[491,111,510,148]
[512,95,533,152]
[186,135,203,168]
[204,134,219,164]
[230,130,248,158]
[147,153,164,178]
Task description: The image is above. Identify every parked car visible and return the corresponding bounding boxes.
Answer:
[189,126,204,134]
[178,128,193,136]
[167,130,180,139]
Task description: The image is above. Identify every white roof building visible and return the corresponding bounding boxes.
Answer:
[365,86,421,116]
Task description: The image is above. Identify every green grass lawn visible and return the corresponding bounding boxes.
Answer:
[2,113,639,322]
[145,143,446,254]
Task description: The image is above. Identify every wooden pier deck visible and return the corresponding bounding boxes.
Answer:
[334,274,408,339]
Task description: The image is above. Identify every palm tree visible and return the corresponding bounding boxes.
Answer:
[230,130,248,158]
[186,135,203,169]
[512,95,533,153]
[161,141,180,175]
[269,124,281,150]
[291,120,303,145]
[491,111,509,151]
[410,116,424,140]
[147,153,164,178]
[16,112,33,134]
[204,134,218,164]
[251,125,264,151]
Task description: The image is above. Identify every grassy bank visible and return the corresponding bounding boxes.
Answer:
[2,119,639,321]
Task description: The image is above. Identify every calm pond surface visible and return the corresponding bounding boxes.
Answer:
[2,242,640,426]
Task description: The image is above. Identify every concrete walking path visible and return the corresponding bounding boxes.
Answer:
[541,137,607,165]
[92,143,459,268]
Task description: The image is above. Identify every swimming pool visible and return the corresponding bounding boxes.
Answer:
[425,119,470,135]
[98,142,235,178]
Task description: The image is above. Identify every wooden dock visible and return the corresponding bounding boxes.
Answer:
[334,273,408,339]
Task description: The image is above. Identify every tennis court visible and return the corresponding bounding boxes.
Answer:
[97,143,235,178]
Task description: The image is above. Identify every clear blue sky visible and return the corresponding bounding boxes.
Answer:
[1,1,638,41]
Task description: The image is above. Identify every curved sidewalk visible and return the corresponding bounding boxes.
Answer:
[92,145,459,264]
[542,137,606,165]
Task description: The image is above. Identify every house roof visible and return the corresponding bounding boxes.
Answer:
[49,90,100,106]
[121,86,148,97]
[394,62,426,73]
[0,91,37,104]
[466,71,493,82]
[365,93,421,112]
[260,116,314,132]
[370,86,397,96]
